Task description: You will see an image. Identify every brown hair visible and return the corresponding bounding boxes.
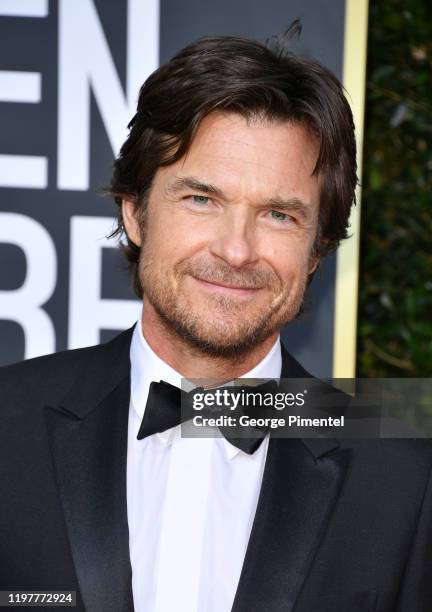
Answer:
[108,24,358,298]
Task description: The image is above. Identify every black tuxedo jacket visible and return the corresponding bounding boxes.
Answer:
[1,327,432,612]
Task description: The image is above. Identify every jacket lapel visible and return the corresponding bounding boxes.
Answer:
[232,344,351,612]
[44,329,135,612]
[43,331,349,612]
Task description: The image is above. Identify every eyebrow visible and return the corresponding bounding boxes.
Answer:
[166,176,226,199]
[166,176,312,220]
[263,197,312,221]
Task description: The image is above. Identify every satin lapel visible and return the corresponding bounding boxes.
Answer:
[232,437,351,612]
[232,344,350,612]
[44,374,134,612]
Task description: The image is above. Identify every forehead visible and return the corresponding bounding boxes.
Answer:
[157,112,321,206]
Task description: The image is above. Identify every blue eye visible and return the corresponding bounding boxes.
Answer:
[192,195,210,205]
[270,210,289,222]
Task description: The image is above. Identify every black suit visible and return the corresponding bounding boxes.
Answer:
[1,327,432,612]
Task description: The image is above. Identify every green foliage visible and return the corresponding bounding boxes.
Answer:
[357,0,432,376]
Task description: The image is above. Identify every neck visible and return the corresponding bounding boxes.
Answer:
[140,301,279,380]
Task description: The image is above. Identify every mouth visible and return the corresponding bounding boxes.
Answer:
[190,275,262,297]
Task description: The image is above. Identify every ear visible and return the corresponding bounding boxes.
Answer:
[308,255,320,275]
[122,199,142,246]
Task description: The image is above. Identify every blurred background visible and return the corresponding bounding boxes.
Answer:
[358,0,432,376]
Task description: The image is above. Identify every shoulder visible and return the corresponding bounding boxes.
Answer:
[0,326,134,410]
[0,343,101,407]
[341,438,432,487]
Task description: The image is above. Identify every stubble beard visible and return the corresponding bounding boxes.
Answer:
[138,244,308,359]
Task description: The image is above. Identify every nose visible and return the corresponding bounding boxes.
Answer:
[208,208,259,269]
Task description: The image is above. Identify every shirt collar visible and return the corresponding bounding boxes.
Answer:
[130,309,282,457]
[130,314,182,447]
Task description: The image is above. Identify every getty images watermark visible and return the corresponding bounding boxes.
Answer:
[190,385,344,431]
[180,378,432,439]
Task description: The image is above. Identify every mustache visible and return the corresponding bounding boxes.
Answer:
[179,260,278,289]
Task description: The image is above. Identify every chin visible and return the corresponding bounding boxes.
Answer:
[172,316,279,359]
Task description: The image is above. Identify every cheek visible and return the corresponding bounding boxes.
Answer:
[148,195,202,240]
[262,239,312,284]
[145,215,207,267]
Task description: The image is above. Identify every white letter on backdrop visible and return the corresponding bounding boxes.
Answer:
[0,212,56,358]
[0,0,48,188]
[68,216,141,349]
[58,0,159,190]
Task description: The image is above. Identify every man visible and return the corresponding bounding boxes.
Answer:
[1,31,432,612]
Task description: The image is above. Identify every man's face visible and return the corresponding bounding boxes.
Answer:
[123,112,321,357]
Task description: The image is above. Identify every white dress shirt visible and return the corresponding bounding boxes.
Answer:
[127,316,282,612]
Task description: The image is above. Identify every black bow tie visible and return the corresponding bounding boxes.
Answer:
[137,379,278,455]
